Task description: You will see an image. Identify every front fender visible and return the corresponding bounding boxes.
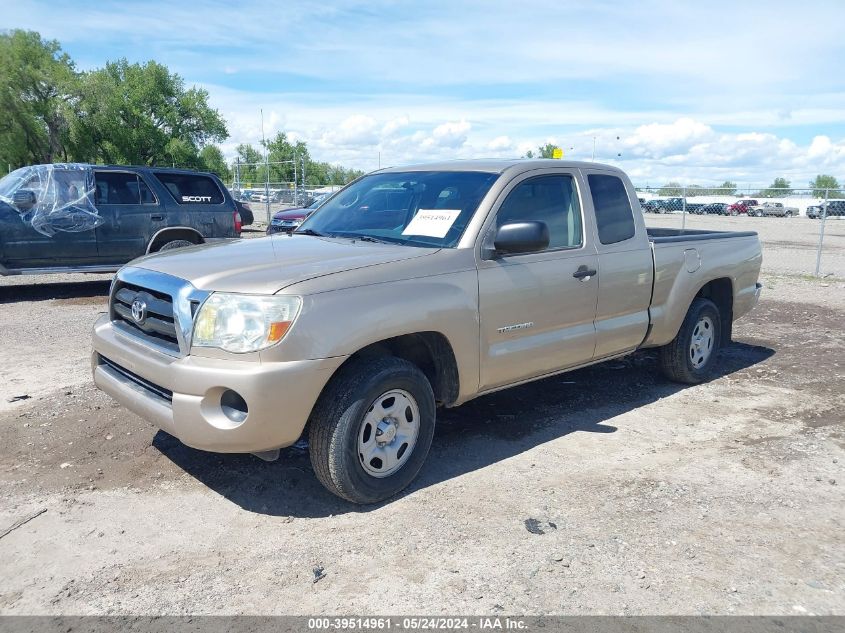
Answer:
[268,270,481,403]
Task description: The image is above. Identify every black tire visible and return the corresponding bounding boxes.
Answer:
[158,239,195,251]
[659,298,722,384]
[308,356,436,504]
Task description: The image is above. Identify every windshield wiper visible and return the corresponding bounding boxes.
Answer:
[350,235,392,244]
[332,232,397,244]
[293,228,327,237]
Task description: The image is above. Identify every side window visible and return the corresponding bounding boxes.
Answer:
[94,172,141,205]
[588,174,636,245]
[153,172,224,205]
[138,177,157,204]
[496,175,582,250]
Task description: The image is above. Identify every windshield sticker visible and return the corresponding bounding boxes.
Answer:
[402,209,461,238]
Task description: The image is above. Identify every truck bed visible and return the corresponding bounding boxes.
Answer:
[647,227,758,243]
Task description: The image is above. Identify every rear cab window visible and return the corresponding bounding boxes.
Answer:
[588,174,636,245]
[152,172,224,205]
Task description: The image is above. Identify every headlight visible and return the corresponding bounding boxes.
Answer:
[192,293,301,353]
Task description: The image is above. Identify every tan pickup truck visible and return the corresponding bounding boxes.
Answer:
[92,160,762,503]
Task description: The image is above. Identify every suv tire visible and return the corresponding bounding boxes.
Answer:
[659,298,722,384]
[308,356,436,504]
[158,239,195,251]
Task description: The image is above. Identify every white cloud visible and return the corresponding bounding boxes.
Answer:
[321,114,380,147]
[487,136,514,152]
[382,116,410,137]
[427,119,471,148]
[625,118,716,158]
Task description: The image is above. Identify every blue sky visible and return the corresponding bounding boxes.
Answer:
[7,0,845,186]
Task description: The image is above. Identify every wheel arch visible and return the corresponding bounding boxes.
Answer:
[320,331,460,410]
[147,227,205,253]
[694,277,734,345]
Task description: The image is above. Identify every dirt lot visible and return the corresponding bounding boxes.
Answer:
[0,217,843,615]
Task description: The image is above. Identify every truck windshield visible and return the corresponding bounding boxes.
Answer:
[296,171,499,248]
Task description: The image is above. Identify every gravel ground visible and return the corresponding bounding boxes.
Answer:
[0,220,843,615]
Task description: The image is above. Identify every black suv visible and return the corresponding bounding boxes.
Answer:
[0,164,241,275]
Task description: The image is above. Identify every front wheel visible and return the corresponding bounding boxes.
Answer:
[659,298,722,384]
[308,356,436,504]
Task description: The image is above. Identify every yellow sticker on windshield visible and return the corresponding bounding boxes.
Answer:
[402,209,461,238]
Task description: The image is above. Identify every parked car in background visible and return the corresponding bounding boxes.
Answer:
[643,198,704,213]
[235,200,254,226]
[0,163,240,276]
[266,193,330,235]
[749,202,798,218]
[251,192,269,203]
[823,201,845,217]
[699,203,730,216]
[728,199,759,216]
[804,202,845,219]
[92,159,762,503]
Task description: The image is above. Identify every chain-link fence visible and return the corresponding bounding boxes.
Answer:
[225,159,346,224]
[636,186,843,277]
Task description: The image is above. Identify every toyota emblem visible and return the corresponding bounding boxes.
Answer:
[131,298,148,324]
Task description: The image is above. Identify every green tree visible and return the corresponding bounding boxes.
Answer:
[658,182,684,196]
[0,30,80,167]
[810,174,841,198]
[760,177,792,198]
[524,143,558,159]
[233,143,262,185]
[264,132,308,184]
[199,145,230,181]
[714,180,737,196]
[73,59,227,166]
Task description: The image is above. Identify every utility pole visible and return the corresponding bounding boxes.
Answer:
[591,136,596,162]
[260,109,270,223]
[815,188,830,276]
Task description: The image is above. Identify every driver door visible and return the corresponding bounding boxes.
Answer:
[477,171,599,391]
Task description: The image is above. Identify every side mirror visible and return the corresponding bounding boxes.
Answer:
[12,190,36,211]
[492,221,550,256]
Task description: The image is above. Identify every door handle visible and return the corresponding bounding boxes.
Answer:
[572,265,597,280]
[151,214,165,221]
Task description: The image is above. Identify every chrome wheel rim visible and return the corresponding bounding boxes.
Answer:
[358,389,420,478]
[689,316,715,369]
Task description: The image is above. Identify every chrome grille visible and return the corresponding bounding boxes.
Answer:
[112,283,179,352]
[109,267,210,357]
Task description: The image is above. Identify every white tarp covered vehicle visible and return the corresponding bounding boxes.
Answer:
[0,163,102,236]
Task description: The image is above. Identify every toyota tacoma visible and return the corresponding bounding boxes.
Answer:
[92,160,763,503]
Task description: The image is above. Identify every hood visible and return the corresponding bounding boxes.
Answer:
[272,207,308,220]
[130,234,438,294]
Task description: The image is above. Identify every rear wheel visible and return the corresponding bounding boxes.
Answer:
[308,356,436,504]
[755,210,764,217]
[659,298,722,384]
[784,211,792,218]
[158,239,195,251]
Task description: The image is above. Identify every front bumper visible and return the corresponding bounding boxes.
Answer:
[92,314,347,453]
